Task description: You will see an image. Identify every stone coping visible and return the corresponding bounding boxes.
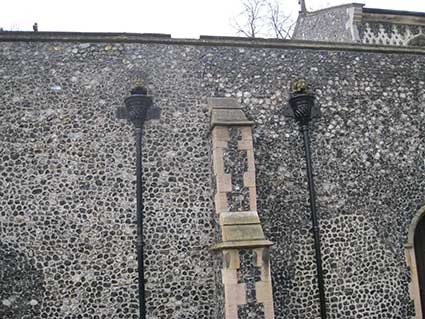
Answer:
[362,9,425,26]
[1,31,425,54]
[211,121,255,129]
[363,7,425,18]
[300,2,365,16]
[300,3,425,19]
[210,240,274,251]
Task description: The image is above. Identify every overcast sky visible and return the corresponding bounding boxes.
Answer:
[1,0,424,38]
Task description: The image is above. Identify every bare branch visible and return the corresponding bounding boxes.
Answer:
[267,0,294,39]
[233,0,296,39]
[233,0,266,38]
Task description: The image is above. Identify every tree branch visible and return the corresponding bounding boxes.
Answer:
[233,0,295,39]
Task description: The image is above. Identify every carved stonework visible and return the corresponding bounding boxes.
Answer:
[408,34,425,46]
[209,98,274,319]
[359,22,425,46]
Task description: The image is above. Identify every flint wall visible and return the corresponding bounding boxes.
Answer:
[1,33,425,318]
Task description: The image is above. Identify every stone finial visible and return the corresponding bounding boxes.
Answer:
[299,0,307,13]
[290,79,309,95]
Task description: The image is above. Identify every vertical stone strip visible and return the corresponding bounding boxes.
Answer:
[240,127,257,212]
[212,127,230,213]
[255,248,274,319]
[222,250,246,318]
[209,98,275,319]
[349,4,364,42]
[405,245,423,319]
[405,206,425,319]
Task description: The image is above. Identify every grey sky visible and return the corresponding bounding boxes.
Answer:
[1,0,424,38]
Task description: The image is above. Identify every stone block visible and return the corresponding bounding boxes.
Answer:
[255,281,274,302]
[224,305,238,319]
[212,126,230,141]
[249,188,257,211]
[263,302,275,319]
[237,140,252,150]
[222,268,238,285]
[221,211,260,225]
[243,172,256,187]
[246,150,256,171]
[216,174,232,193]
[211,109,252,125]
[223,249,240,269]
[222,224,265,242]
[215,193,228,213]
[240,127,253,140]
[213,139,228,149]
[213,149,225,174]
[224,283,246,305]
[208,97,240,110]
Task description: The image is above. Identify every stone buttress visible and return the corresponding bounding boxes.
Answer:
[209,98,275,319]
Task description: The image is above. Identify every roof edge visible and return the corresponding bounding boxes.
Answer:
[303,3,365,16]
[0,31,424,55]
[363,7,425,18]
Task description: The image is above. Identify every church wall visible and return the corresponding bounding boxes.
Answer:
[1,34,425,318]
[293,4,359,43]
[0,39,215,319]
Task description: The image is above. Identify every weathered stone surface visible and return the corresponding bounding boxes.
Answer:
[0,34,424,318]
[294,4,362,43]
[0,40,215,319]
[0,242,45,319]
[209,98,253,127]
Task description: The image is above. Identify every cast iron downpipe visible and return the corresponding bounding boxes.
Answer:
[117,86,160,319]
[287,80,327,319]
